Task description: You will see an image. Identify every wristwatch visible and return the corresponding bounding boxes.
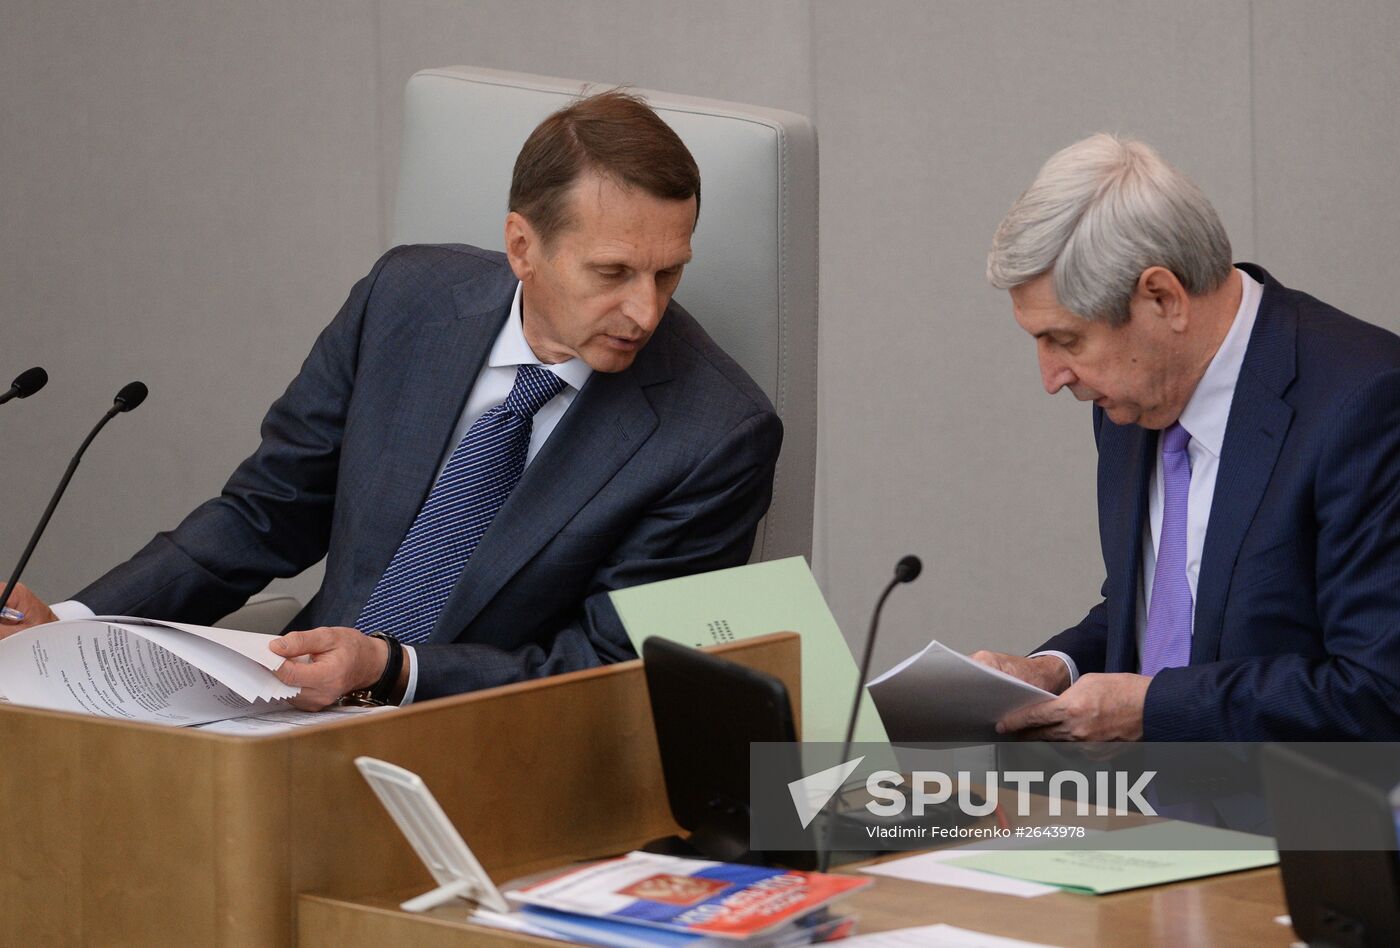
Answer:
[339,631,404,707]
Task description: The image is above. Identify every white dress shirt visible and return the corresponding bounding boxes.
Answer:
[1038,269,1263,683]
[55,281,590,706]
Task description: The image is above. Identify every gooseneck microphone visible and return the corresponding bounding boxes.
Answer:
[112,381,148,413]
[819,554,923,872]
[0,382,149,615]
[0,367,49,405]
[842,554,922,752]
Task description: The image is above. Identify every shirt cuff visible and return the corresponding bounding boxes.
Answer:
[398,645,419,705]
[50,600,95,621]
[1029,650,1079,687]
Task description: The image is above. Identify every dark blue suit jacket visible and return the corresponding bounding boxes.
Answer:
[76,245,782,698]
[1037,264,1400,740]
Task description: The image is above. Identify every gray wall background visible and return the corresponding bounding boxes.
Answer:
[4,1,1398,678]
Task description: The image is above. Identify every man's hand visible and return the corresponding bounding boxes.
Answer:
[969,650,1072,694]
[0,583,59,638]
[270,627,389,711]
[995,672,1150,741]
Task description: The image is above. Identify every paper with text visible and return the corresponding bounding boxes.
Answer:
[194,704,392,735]
[0,617,297,726]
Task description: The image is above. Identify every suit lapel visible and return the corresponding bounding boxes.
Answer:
[428,329,671,641]
[1102,420,1155,673]
[1192,281,1297,663]
[349,275,513,615]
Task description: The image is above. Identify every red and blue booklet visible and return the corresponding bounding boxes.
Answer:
[517,905,854,947]
[507,851,868,942]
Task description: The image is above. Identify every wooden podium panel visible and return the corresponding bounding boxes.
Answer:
[298,866,1293,948]
[0,632,800,947]
[298,811,1292,948]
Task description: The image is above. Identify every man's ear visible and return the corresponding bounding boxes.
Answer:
[1134,266,1191,331]
[504,211,535,281]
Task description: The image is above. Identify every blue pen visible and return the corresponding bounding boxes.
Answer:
[0,607,25,622]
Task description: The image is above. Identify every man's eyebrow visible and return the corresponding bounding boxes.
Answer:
[582,249,691,267]
[587,253,694,269]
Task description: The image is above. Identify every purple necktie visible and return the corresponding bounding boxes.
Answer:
[1141,422,1193,676]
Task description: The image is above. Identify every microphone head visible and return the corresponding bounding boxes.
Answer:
[894,554,922,584]
[113,381,148,413]
[11,366,47,398]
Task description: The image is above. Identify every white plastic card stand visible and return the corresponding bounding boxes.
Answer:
[354,756,511,914]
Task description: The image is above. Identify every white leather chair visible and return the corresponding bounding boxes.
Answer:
[393,66,818,562]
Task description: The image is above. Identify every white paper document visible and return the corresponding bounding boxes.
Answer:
[840,923,1060,947]
[866,640,1054,742]
[194,704,392,735]
[0,616,298,726]
[464,909,560,939]
[861,846,1059,898]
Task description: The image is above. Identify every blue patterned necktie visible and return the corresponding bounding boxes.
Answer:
[1140,422,1194,676]
[356,364,567,643]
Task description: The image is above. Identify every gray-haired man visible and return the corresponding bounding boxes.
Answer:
[972,134,1400,741]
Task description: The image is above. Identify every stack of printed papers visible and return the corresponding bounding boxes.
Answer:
[0,616,298,726]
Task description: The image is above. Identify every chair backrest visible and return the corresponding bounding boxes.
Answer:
[393,66,817,562]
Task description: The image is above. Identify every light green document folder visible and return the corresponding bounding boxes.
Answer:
[947,821,1278,894]
[609,557,890,744]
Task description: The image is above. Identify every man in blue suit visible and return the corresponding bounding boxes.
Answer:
[2,91,781,707]
[972,134,1400,741]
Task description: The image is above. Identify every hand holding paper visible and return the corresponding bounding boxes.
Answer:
[270,627,391,710]
[866,640,1055,742]
[968,651,1071,694]
[995,673,1149,742]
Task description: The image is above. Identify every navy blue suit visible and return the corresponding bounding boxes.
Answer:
[75,245,782,698]
[1037,264,1400,740]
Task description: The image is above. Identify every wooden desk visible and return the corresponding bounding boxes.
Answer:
[297,863,1293,947]
[290,682,1296,947]
[0,633,800,947]
[297,784,1292,947]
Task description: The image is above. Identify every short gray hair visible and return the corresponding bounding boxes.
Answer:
[986,133,1233,325]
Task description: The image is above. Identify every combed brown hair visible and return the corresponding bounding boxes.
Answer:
[509,88,700,245]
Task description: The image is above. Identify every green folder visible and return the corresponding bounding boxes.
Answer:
[609,557,890,744]
[947,821,1278,894]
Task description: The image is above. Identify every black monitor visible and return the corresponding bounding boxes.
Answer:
[640,637,815,868]
[1262,743,1400,947]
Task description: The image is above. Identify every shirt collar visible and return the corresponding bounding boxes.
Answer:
[1176,267,1263,459]
[487,282,593,391]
